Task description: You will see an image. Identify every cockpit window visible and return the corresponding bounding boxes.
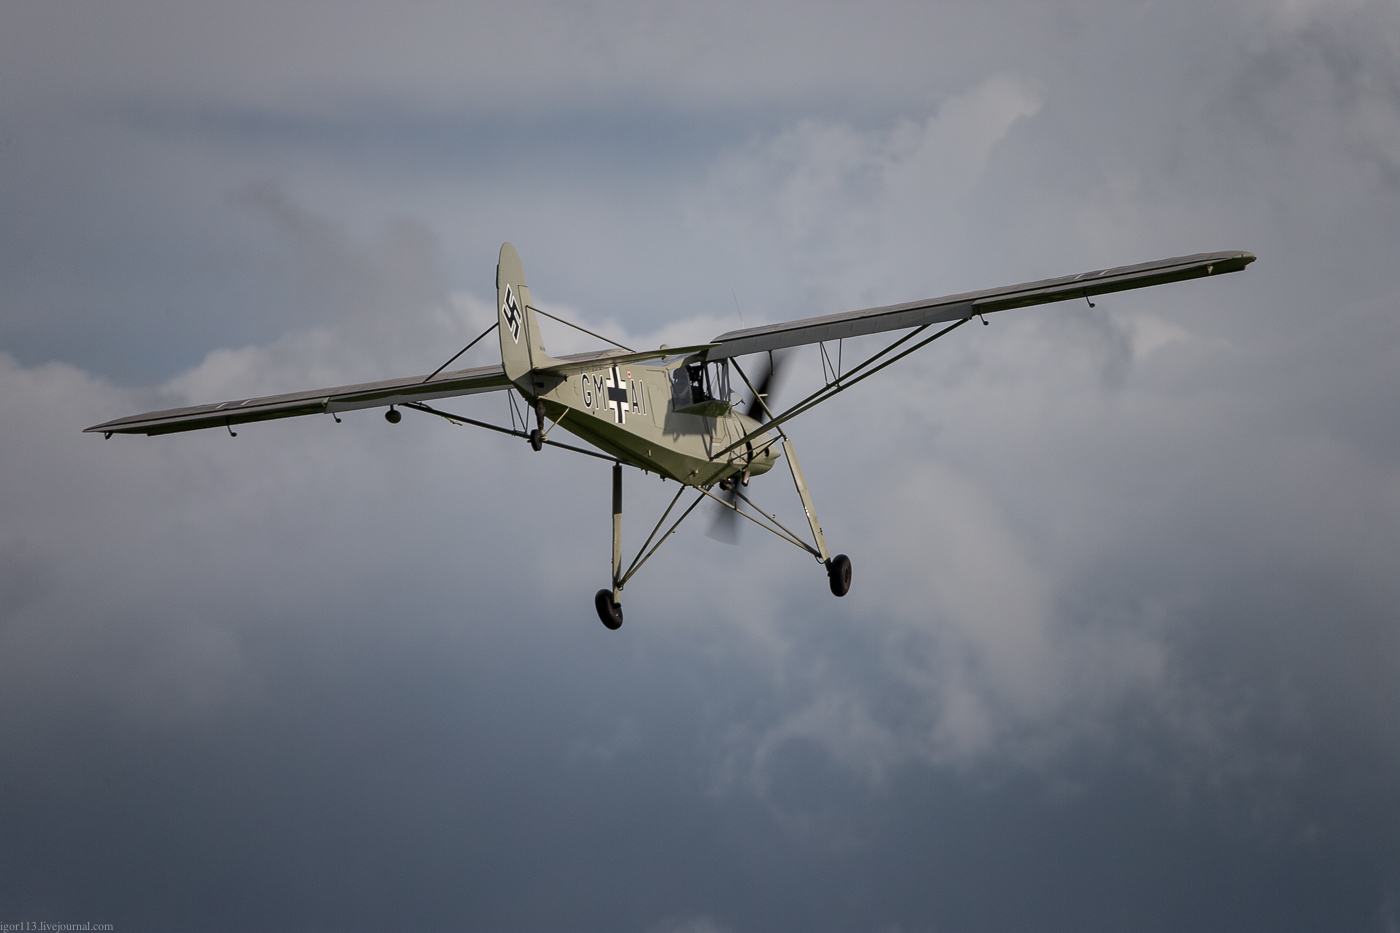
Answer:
[686,363,705,404]
[671,360,731,411]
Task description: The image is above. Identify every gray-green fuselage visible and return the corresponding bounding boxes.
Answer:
[525,359,780,487]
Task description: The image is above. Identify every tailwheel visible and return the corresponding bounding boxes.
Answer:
[826,554,852,597]
[594,589,623,630]
[530,399,546,451]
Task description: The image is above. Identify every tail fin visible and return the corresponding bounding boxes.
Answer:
[496,242,549,389]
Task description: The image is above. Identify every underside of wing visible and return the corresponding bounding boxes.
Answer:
[85,363,511,436]
[707,250,1255,359]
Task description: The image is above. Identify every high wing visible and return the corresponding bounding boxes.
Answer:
[87,250,1254,437]
[85,362,512,436]
[706,250,1255,359]
[535,343,718,376]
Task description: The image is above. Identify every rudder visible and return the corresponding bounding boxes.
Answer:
[496,242,549,389]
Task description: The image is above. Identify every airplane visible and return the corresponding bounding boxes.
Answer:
[87,243,1254,630]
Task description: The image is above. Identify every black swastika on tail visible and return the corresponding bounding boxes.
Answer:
[502,285,522,343]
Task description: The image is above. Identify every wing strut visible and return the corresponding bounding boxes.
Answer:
[403,401,617,463]
[716,315,972,461]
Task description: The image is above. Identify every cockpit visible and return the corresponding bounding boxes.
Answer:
[671,359,732,417]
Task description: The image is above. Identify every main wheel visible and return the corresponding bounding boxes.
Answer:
[827,554,852,597]
[529,428,543,451]
[594,589,623,630]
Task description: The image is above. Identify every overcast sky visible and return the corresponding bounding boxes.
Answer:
[1,2,1398,931]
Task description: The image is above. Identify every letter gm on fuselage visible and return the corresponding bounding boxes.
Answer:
[580,369,647,420]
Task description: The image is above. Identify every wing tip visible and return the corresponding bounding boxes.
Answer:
[83,420,128,435]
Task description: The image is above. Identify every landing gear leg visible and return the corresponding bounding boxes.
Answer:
[781,437,853,597]
[594,462,624,630]
[782,437,830,564]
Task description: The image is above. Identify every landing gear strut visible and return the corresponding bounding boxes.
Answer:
[595,461,624,630]
[780,438,854,598]
[592,437,853,628]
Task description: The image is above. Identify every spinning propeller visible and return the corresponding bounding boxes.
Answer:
[709,352,788,544]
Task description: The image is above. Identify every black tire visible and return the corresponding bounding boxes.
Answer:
[594,589,623,630]
[827,554,852,597]
[529,428,543,451]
